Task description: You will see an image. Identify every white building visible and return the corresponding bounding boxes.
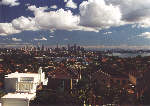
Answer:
[1,93,36,106]
[1,67,48,106]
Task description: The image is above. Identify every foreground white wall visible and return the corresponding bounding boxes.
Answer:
[2,99,29,106]
[4,78,18,93]
[1,93,36,106]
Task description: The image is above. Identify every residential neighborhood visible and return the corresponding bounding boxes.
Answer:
[0,45,150,105]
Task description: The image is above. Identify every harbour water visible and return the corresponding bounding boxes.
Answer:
[106,53,150,58]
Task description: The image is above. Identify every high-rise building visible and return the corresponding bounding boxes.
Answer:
[41,44,45,51]
[68,44,70,51]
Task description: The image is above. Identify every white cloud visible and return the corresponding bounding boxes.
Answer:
[137,18,150,28]
[0,0,20,6]
[79,0,123,29]
[28,5,48,15]
[1,0,150,36]
[49,29,55,33]
[28,6,80,31]
[103,31,112,35]
[138,32,150,38]
[49,36,54,38]
[12,38,22,41]
[131,24,137,28]
[11,16,38,31]
[0,5,98,36]
[50,5,57,9]
[25,3,30,7]
[105,0,150,28]
[0,23,20,36]
[34,37,47,41]
[66,0,77,9]
[64,0,67,2]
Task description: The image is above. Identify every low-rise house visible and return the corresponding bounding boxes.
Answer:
[129,70,150,99]
[48,68,80,92]
[94,70,128,87]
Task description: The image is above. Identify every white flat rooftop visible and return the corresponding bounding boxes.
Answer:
[5,72,39,78]
[2,93,36,100]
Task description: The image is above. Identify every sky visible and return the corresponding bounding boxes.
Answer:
[0,0,150,49]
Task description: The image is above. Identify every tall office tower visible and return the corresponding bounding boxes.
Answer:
[68,44,70,51]
[56,43,59,49]
[37,43,41,51]
[41,44,45,51]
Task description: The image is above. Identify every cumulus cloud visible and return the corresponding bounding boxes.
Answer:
[105,0,150,28]
[0,5,97,36]
[0,23,20,36]
[12,38,22,41]
[50,5,57,9]
[137,18,150,28]
[34,37,47,41]
[28,5,48,15]
[1,0,150,35]
[0,15,38,36]
[28,5,80,31]
[66,0,77,9]
[11,16,38,31]
[138,32,150,38]
[64,0,68,2]
[79,0,123,29]
[0,0,20,6]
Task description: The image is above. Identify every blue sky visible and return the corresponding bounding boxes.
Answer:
[0,0,150,49]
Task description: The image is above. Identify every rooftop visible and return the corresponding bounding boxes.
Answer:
[5,72,39,78]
